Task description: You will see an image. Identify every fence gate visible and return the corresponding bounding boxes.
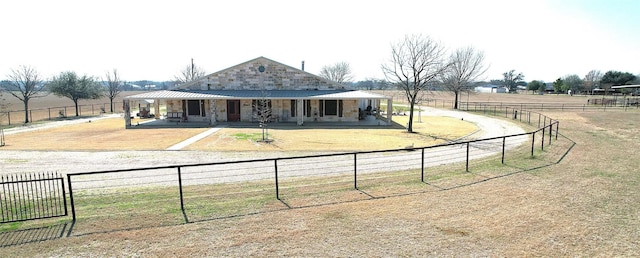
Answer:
[1,173,67,223]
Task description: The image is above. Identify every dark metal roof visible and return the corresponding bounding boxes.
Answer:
[125,90,391,100]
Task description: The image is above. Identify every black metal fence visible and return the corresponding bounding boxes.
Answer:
[0,173,67,223]
[2,105,566,232]
[63,112,559,225]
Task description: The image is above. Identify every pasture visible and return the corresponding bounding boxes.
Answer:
[1,92,639,256]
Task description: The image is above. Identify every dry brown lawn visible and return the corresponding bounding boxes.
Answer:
[1,118,208,151]
[1,116,476,151]
[1,93,640,256]
[187,116,476,151]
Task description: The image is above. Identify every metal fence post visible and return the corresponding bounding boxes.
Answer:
[67,174,76,221]
[531,132,535,157]
[549,122,553,145]
[421,148,425,182]
[274,159,280,200]
[61,175,68,217]
[501,137,506,164]
[541,124,545,151]
[177,167,185,212]
[466,142,470,172]
[556,121,559,140]
[353,153,358,190]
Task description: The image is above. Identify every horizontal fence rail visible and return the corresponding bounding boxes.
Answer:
[1,173,67,223]
[66,115,558,223]
[4,103,565,230]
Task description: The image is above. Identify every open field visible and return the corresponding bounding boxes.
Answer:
[0,91,145,110]
[1,93,639,256]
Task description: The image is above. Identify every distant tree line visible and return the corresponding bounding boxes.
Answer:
[1,60,204,123]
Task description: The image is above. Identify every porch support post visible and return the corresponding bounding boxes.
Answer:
[209,99,217,126]
[386,98,393,125]
[124,99,131,128]
[154,99,160,120]
[297,99,304,126]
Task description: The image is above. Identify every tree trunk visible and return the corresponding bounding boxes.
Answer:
[109,97,114,113]
[454,92,459,110]
[407,100,415,133]
[23,100,29,123]
[74,99,79,117]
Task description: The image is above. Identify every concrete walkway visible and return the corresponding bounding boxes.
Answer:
[165,125,227,150]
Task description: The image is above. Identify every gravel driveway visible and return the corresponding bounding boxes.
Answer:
[0,107,527,187]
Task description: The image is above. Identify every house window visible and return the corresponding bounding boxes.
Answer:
[187,100,201,116]
[303,100,311,117]
[290,100,296,117]
[318,100,344,117]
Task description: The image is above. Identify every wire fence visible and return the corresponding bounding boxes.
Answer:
[0,102,124,126]
[2,104,573,235]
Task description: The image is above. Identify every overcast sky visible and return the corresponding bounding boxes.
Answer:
[2,0,639,83]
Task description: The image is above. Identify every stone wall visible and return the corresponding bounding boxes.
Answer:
[181,57,344,91]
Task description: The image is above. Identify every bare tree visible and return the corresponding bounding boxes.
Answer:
[0,88,8,122]
[441,46,488,109]
[583,70,602,95]
[252,91,273,142]
[319,62,354,84]
[175,58,206,84]
[5,65,48,123]
[104,69,123,113]
[382,34,449,133]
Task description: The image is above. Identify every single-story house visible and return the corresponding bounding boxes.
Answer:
[123,57,393,128]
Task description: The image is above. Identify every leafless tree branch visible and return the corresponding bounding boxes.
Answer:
[104,69,123,113]
[5,65,48,123]
[381,34,449,132]
[319,62,354,84]
[441,46,488,109]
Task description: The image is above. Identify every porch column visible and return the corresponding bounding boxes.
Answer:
[386,98,393,125]
[297,99,304,126]
[124,99,131,128]
[154,99,160,120]
[209,99,217,126]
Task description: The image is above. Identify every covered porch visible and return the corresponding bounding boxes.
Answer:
[123,90,393,129]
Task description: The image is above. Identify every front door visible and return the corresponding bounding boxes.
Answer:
[227,100,240,121]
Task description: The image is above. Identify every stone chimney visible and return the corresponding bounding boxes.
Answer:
[301,61,305,71]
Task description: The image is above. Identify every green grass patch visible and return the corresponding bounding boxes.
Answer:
[233,132,270,141]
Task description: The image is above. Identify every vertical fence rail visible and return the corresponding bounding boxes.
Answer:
[177,167,185,212]
[274,159,280,200]
[1,173,67,223]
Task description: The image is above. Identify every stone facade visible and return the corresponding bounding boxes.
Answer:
[179,57,344,91]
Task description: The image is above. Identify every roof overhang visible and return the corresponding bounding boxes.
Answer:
[125,90,392,100]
